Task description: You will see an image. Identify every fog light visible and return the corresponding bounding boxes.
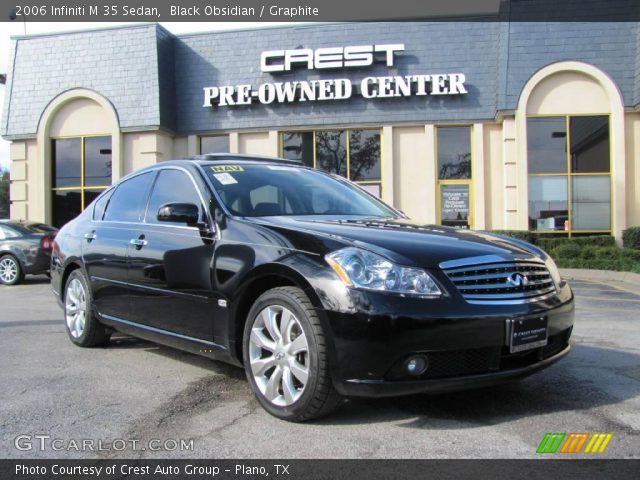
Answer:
[405,355,428,376]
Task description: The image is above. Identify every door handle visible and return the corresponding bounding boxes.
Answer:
[84,232,96,242]
[130,238,148,248]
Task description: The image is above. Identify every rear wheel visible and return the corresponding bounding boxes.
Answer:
[64,269,110,347]
[243,286,342,422]
[0,254,24,286]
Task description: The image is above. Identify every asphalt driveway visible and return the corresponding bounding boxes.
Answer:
[0,276,638,458]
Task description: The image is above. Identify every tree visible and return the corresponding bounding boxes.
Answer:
[0,167,9,219]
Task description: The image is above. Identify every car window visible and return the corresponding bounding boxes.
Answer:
[205,164,397,218]
[103,172,154,223]
[145,169,205,224]
[0,225,20,239]
[92,189,114,222]
[21,223,57,234]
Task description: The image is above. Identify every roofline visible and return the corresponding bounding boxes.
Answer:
[8,21,322,42]
[174,22,332,39]
[10,22,158,41]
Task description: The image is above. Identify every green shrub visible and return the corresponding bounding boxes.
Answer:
[549,243,640,273]
[622,227,640,250]
[550,244,583,259]
[537,235,614,251]
[490,230,537,244]
[622,248,640,262]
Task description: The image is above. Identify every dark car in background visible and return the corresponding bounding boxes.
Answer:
[50,155,574,421]
[0,220,58,285]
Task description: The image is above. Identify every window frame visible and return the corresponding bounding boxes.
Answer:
[50,133,113,226]
[278,128,383,198]
[527,113,613,236]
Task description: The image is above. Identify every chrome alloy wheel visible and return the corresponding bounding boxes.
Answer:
[249,305,310,407]
[65,278,87,338]
[0,257,18,284]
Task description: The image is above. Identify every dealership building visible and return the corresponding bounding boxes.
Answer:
[1,20,639,241]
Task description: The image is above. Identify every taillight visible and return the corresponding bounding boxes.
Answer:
[40,236,53,251]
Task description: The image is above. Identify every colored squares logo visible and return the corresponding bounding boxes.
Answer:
[537,432,613,454]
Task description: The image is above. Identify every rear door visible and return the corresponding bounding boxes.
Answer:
[82,171,154,320]
[126,167,217,341]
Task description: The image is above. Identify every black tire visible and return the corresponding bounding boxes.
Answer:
[0,254,25,286]
[63,269,110,347]
[243,286,342,422]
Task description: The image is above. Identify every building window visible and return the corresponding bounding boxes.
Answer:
[437,126,472,229]
[200,135,230,154]
[51,135,112,227]
[281,132,314,168]
[280,129,382,197]
[527,115,611,234]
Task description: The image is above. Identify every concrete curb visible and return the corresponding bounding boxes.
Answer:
[560,268,640,285]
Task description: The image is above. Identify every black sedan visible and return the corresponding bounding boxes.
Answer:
[50,155,574,421]
[0,220,57,285]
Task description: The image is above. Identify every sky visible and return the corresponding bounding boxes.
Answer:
[0,21,305,170]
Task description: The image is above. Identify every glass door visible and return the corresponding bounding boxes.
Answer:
[436,126,473,229]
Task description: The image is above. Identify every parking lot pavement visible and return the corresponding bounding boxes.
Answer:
[1,276,639,459]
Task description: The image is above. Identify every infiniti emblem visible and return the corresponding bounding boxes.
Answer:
[508,272,529,288]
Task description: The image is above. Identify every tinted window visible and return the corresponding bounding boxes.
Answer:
[22,223,57,234]
[0,225,20,239]
[527,117,567,174]
[570,116,609,173]
[92,189,114,221]
[145,170,204,224]
[316,131,347,176]
[52,138,81,188]
[84,136,112,187]
[282,132,314,168]
[201,135,230,154]
[103,172,153,223]
[349,130,381,181]
[205,164,396,218]
[53,190,82,227]
[438,127,471,180]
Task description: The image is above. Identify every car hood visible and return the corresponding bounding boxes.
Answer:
[249,216,542,268]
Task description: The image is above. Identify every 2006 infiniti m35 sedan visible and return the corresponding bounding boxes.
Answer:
[51,154,574,421]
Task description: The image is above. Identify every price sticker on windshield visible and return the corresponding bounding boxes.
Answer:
[212,173,238,185]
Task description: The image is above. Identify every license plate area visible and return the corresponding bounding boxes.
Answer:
[508,315,548,353]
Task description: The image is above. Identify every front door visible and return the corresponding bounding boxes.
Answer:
[126,168,216,341]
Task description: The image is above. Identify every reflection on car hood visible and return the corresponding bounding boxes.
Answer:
[251,216,541,268]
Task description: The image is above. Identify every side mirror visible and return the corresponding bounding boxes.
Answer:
[157,203,199,225]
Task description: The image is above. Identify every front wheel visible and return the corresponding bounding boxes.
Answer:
[0,254,24,285]
[243,287,342,422]
[64,269,110,347]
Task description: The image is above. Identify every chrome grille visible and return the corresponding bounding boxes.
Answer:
[443,261,556,303]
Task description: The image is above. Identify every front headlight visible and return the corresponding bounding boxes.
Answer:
[544,254,563,288]
[325,247,442,297]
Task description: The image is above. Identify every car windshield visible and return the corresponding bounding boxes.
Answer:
[204,163,398,219]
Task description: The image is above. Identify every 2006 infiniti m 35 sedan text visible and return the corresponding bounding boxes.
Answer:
[51,154,574,421]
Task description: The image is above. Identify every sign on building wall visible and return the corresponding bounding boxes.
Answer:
[202,44,467,107]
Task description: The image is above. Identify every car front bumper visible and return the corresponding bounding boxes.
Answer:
[321,283,575,398]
